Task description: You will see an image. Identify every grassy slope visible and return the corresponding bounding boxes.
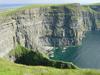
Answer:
[2,45,100,75]
[0,58,100,75]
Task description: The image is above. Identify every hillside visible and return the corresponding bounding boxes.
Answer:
[1,58,100,75]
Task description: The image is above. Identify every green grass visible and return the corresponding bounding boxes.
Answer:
[0,3,99,17]
[2,45,100,75]
[88,3,100,6]
[0,58,100,75]
[0,3,81,17]
[0,3,100,17]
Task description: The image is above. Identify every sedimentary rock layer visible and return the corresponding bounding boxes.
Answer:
[0,3,99,57]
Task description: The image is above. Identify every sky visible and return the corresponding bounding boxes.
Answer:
[0,0,100,4]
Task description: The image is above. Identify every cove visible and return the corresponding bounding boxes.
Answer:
[50,30,100,69]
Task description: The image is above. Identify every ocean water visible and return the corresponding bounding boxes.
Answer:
[51,30,100,69]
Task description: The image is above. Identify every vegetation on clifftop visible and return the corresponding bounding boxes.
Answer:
[0,58,100,75]
[0,3,99,17]
[0,3,86,16]
[2,45,99,75]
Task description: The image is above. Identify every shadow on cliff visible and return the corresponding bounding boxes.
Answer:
[9,45,78,69]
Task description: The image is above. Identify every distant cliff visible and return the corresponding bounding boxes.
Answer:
[0,3,99,57]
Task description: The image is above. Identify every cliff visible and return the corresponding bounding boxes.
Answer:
[0,3,99,57]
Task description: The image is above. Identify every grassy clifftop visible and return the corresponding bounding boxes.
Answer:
[0,3,80,16]
[0,3,99,16]
[0,3,100,17]
[0,58,100,75]
[0,45,99,75]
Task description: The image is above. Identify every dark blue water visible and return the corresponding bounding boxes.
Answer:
[51,31,100,69]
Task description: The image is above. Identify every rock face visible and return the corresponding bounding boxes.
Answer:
[0,3,99,57]
[82,5,100,31]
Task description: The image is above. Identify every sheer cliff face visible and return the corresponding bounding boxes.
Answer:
[0,17,16,57]
[82,5,100,31]
[0,4,99,56]
[12,5,85,51]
